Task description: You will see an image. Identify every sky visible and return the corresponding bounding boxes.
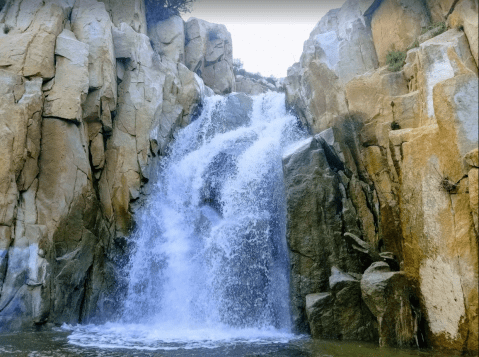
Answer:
[183,0,346,78]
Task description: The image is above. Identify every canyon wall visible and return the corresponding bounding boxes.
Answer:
[284,0,478,353]
[0,0,477,355]
[0,0,236,330]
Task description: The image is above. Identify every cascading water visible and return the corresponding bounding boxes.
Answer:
[65,92,307,351]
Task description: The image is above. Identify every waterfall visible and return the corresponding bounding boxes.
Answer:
[65,92,306,350]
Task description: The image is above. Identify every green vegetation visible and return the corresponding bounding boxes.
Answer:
[390,121,401,130]
[407,39,419,51]
[233,58,277,85]
[145,0,196,24]
[386,50,407,72]
[421,21,447,37]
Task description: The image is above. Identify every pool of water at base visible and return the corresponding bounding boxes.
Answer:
[0,329,463,357]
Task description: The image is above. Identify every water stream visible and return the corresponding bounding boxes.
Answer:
[64,92,307,351]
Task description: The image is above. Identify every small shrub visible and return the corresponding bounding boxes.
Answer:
[145,0,196,24]
[433,166,461,194]
[3,25,11,34]
[386,50,407,72]
[421,21,447,36]
[439,176,458,193]
[407,39,419,51]
[233,58,243,70]
[391,121,401,130]
[266,76,276,85]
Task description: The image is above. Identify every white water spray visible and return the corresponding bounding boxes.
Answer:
[65,92,306,350]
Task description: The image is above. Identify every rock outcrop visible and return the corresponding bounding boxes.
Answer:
[284,0,478,354]
[235,75,282,95]
[305,267,378,342]
[0,0,209,330]
[284,0,378,133]
[283,128,382,333]
[361,262,417,347]
[185,17,235,94]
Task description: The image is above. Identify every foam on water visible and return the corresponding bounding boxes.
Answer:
[64,92,307,350]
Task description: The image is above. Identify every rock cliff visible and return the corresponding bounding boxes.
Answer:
[284,0,478,353]
[0,0,232,330]
[0,0,477,355]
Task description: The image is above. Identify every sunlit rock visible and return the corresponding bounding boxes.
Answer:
[43,29,89,122]
[369,0,430,65]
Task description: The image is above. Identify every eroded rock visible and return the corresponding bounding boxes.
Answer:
[185,17,235,94]
[361,262,417,347]
[149,15,185,63]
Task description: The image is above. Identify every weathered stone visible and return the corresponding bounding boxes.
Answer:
[394,120,478,350]
[426,0,456,23]
[149,15,185,63]
[43,30,89,121]
[177,63,205,125]
[305,292,335,338]
[403,29,477,123]
[465,148,479,168]
[469,168,478,232]
[0,2,65,78]
[433,73,478,162]
[235,75,279,95]
[91,132,105,170]
[100,0,147,34]
[36,119,91,231]
[306,267,378,342]
[448,0,478,66]
[285,0,380,133]
[370,0,430,65]
[72,0,117,116]
[0,71,43,227]
[103,22,165,233]
[185,18,235,94]
[0,223,50,330]
[361,262,417,347]
[283,131,376,332]
[302,0,379,85]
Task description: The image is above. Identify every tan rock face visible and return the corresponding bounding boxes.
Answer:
[104,22,206,235]
[284,0,479,353]
[426,0,456,23]
[0,0,207,330]
[370,0,430,66]
[469,168,478,231]
[0,2,65,79]
[100,0,147,34]
[0,71,43,227]
[72,0,117,125]
[149,15,185,63]
[235,75,280,96]
[448,0,479,66]
[285,0,379,132]
[403,29,477,125]
[43,30,89,121]
[185,18,235,94]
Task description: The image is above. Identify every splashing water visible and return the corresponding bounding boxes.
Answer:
[65,92,307,350]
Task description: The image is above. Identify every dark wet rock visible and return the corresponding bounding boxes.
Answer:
[361,262,418,347]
